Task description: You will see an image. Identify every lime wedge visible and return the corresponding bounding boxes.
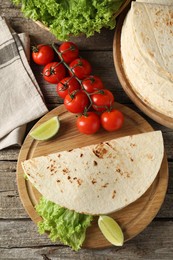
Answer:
[29,116,60,141]
[98,216,124,246]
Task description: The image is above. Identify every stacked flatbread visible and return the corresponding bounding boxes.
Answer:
[121,0,173,118]
[22,131,164,215]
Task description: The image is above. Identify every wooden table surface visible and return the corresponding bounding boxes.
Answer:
[1,1,173,259]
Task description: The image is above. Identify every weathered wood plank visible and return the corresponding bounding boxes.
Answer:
[0,148,20,161]
[0,240,173,260]
[0,220,173,259]
[0,1,172,259]
[0,161,28,218]
[0,190,28,218]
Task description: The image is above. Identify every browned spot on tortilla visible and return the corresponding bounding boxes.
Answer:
[57,154,61,158]
[125,172,131,178]
[102,183,109,188]
[93,144,108,158]
[130,157,134,162]
[130,143,136,147]
[93,160,98,166]
[149,51,154,58]
[73,177,77,180]
[77,179,83,186]
[80,153,83,157]
[91,178,97,184]
[48,163,57,174]
[106,142,113,149]
[112,190,116,199]
[63,168,69,174]
[68,149,73,152]
[67,176,73,183]
[60,189,63,193]
[57,179,61,182]
[116,168,124,176]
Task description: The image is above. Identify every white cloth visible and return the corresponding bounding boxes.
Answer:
[0,17,48,150]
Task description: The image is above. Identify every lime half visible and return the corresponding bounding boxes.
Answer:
[98,216,124,246]
[29,116,60,141]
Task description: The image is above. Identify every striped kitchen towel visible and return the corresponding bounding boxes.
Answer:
[0,17,48,150]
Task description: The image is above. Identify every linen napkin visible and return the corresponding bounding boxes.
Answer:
[0,17,48,150]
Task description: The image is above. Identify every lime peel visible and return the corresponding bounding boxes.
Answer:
[29,116,60,141]
[98,215,124,246]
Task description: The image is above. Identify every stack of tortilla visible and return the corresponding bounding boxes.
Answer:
[121,0,173,118]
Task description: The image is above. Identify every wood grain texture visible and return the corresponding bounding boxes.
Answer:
[0,0,173,259]
[0,221,173,259]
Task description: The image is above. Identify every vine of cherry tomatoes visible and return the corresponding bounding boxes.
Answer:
[32,42,124,135]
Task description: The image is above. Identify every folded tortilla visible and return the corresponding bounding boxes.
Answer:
[121,2,173,117]
[22,131,164,215]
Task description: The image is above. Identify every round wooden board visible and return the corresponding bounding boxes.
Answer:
[17,102,168,249]
[113,9,173,129]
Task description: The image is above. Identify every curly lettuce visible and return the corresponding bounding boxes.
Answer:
[35,197,93,251]
[12,0,125,40]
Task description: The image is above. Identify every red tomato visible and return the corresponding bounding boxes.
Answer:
[56,77,81,99]
[32,44,54,65]
[82,75,104,93]
[64,90,89,114]
[43,62,66,84]
[59,42,79,64]
[101,109,124,132]
[77,112,101,135]
[69,58,92,79]
[91,89,114,112]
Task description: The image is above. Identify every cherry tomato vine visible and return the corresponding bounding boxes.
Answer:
[31,42,124,134]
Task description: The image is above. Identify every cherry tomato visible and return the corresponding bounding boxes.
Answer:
[101,109,124,132]
[32,44,54,65]
[56,77,81,99]
[59,42,79,64]
[69,58,92,79]
[91,89,114,112]
[64,90,89,114]
[43,62,66,84]
[77,112,101,135]
[82,75,104,93]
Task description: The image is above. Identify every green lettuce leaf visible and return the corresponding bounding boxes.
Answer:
[12,0,125,40]
[35,197,93,251]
